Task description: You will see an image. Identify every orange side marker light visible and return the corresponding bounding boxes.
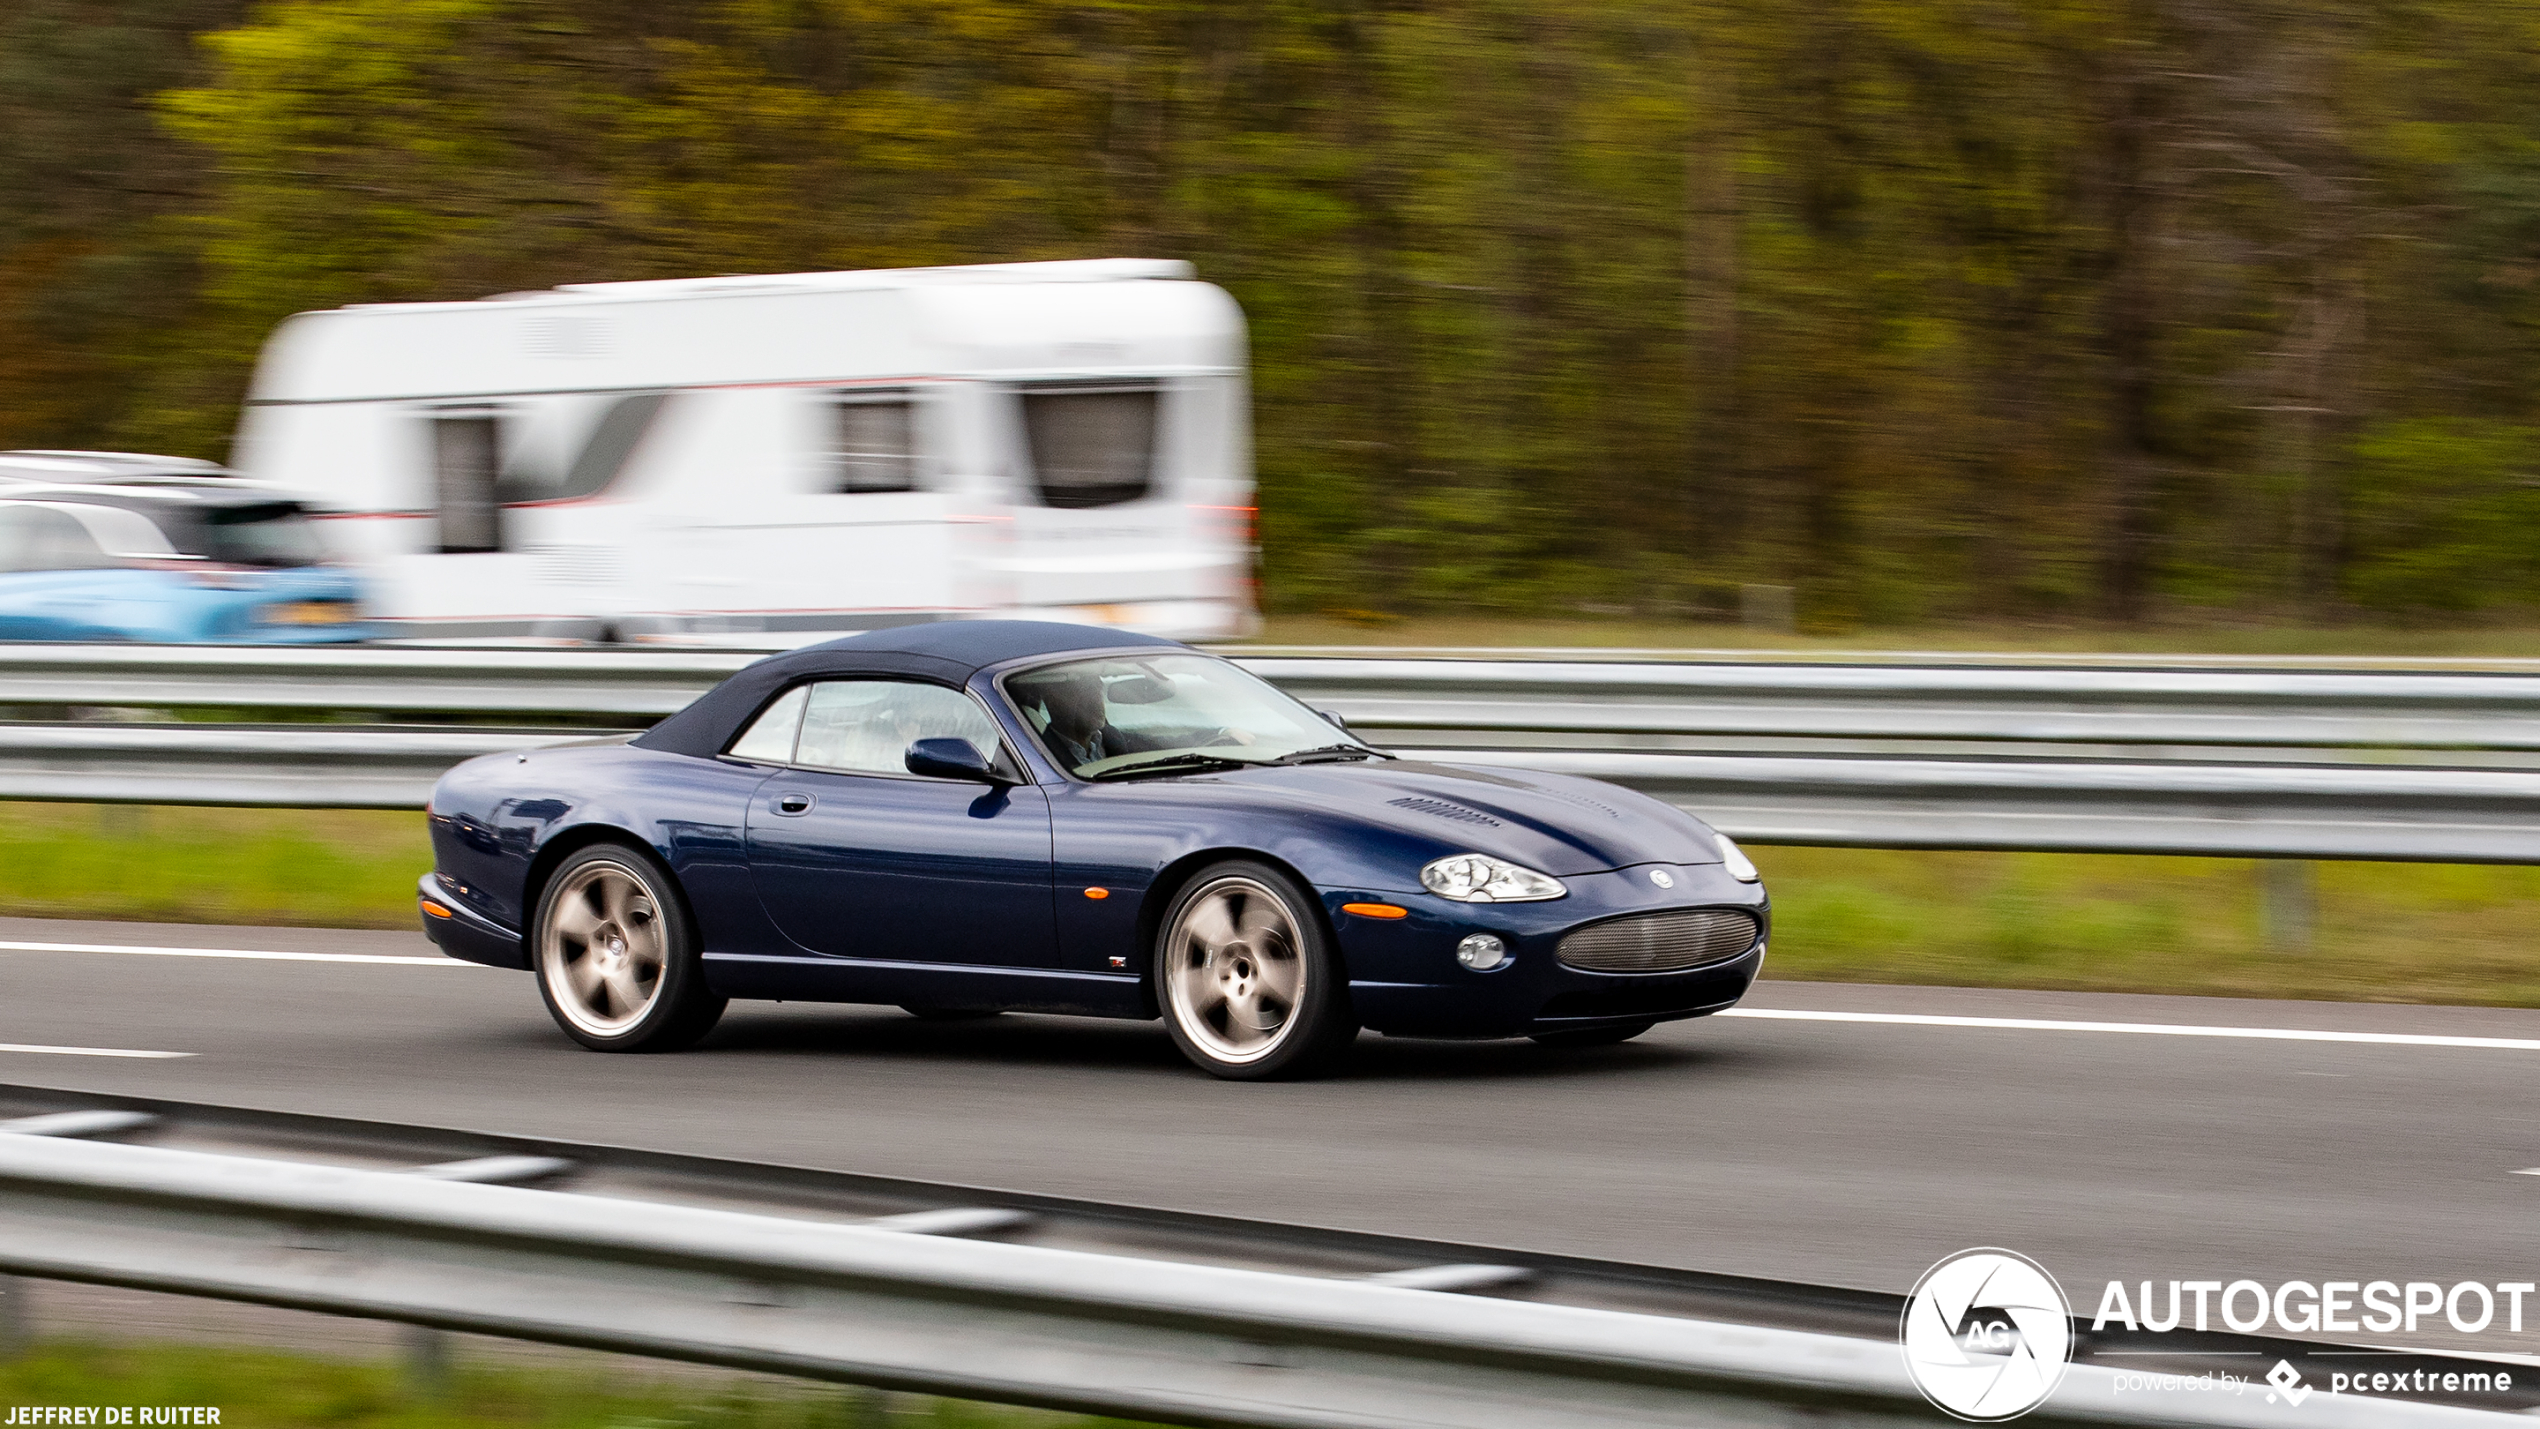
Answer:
[420,900,454,919]
[1342,902,1408,920]
[1083,887,1110,900]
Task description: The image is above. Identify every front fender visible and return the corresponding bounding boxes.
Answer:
[1045,780,1477,981]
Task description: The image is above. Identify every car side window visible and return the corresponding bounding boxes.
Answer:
[0,507,109,573]
[0,509,31,573]
[794,680,1003,776]
[725,685,809,764]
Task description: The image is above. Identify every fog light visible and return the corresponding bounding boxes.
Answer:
[1456,933,1510,972]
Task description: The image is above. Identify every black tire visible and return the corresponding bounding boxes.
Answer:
[1529,1021,1655,1049]
[1153,859,1358,1080]
[532,842,725,1052]
[902,1006,1004,1021]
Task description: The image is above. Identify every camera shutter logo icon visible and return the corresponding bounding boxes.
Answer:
[1900,1249,2073,1421]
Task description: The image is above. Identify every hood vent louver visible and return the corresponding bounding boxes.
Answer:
[1387,796,1502,828]
[1529,786,1624,820]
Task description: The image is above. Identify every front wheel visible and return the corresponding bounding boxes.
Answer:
[1155,861,1358,1080]
[533,843,725,1052]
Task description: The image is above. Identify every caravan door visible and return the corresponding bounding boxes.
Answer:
[634,383,967,640]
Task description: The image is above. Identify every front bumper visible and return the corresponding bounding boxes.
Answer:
[1325,861,1769,1038]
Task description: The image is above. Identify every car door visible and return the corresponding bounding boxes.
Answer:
[741,678,1057,967]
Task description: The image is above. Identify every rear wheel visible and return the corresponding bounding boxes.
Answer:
[533,844,725,1052]
[1529,1021,1654,1049]
[1155,861,1357,1080]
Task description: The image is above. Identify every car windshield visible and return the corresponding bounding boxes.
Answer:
[170,503,325,568]
[1006,654,1377,778]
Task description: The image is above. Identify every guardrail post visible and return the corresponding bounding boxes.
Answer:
[400,1323,451,1397]
[0,1274,29,1359]
[844,1385,897,1427]
[2262,860,2316,953]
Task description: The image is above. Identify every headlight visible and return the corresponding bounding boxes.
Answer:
[1420,853,1566,903]
[1716,832,1760,883]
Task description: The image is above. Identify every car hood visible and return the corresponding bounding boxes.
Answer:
[1201,757,1722,876]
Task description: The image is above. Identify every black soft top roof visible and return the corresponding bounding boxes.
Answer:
[633,620,1189,758]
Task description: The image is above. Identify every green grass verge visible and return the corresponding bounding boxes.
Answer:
[8,802,2539,1007]
[0,1341,1169,1429]
[0,803,430,929]
[1754,846,2540,1006]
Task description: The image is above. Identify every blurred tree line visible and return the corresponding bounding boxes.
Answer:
[3,0,2538,624]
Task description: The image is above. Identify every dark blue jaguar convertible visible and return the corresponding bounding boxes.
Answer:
[419,622,1768,1078]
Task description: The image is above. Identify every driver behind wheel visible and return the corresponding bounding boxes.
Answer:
[1025,669,1129,774]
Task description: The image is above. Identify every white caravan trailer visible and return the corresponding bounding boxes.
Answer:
[233,259,1256,644]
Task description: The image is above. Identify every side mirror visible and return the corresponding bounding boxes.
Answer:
[1320,710,1350,731]
[906,737,1005,783]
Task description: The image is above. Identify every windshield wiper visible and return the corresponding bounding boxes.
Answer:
[1086,752,1272,782]
[1273,743,1390,765]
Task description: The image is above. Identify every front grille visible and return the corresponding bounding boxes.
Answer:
[1556,909,1759,974]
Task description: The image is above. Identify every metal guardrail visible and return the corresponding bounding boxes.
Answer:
[0,727,2530,861]
[5,643,2540,859]
[21,644,2540,739]
[1441,751,2540,863]
[1250,658,2540,758]
[0,1115,2501,1427]
[0,723,552,807]
[0,643,750,717]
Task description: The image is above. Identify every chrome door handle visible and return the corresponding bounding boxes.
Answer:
[775,793,814,815]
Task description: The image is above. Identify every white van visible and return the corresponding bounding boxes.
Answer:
[233,259,1256,645]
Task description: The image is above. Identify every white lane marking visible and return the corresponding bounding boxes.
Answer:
[0,940,466,967]
[0,1043,192,1059]
[1721,1007,2540,1051]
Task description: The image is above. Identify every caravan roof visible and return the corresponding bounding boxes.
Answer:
[246,259,1242,406]
[536,258,1193,301]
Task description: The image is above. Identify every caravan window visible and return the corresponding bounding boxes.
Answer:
[1022,383,1158,509]
[832,395,917,494]
[431,411,502,553]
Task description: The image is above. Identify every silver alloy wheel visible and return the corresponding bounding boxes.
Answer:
[539,860,667,1037]
[1163,875,1305,1065]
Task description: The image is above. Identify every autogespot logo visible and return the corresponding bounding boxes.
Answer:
[1901,1249,2075,1421]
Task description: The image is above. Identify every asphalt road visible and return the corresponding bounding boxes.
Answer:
[5,913,2537,1346]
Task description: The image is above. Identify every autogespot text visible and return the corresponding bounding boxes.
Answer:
[2093,1279,2538,1336]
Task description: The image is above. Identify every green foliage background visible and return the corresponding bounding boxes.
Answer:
[6,0,2540,622]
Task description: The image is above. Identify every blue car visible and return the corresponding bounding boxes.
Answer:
[421,622,1768,1078]
[0,453,366,643]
